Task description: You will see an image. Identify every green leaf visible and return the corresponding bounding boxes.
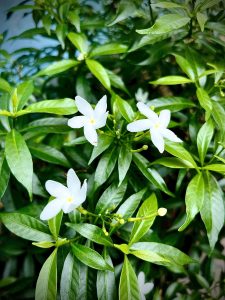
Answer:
[185,47,205,84]
[28,143,70,167]
[42,15,51,35]
[147,96,195,112]
[35,60,78,77]
[86,59,111,90]
[212,102,225,132]
[0,152,10,198]
[60,253,91,300]
[35,249,57,300]
[97,251,117,300]
[95,181,127,214]
[71,243,113,271]
[89,135,114,165]
[165,141,198,169]
[129,193,158,245]
[196,88,212,119]
[22,118,69,134]
[197,120,214,165]
[0,213,53,242]
[107,0,137,26]
[118,145,132,186]
[67,11,80,32]
[17,80,34,110]
[150,76,192,85]
[152,157,194,168]
[196,12,207,31]
[94,147,118,189]
[115,188,147,220]
[200,172,224,251]
[56,23,67,49]
[0,78,12,93]
[152,2,185,8]
[130,242,195,266]
[173,54,195,81]
[90,43,128,57]
[106,69,129,94]
[202,164,225,174]
[131,250,169,263]
[48,210,63,239]
[179,173,205,231]
[5,130,33,198]
[16,98,77,116]
[132,153,174,196]
[66,223,113,246]
[67,32,89,54]
[137,14,190,35]
[119,256,140,300]
[115,94,135,122]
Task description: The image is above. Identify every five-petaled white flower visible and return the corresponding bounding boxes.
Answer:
[135,88,149,103]
[138,272,154,300]
[68,95,108,146]
[40,169,87,220]
[127,102,182,153]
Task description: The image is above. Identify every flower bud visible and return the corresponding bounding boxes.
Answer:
[158,207,167,216]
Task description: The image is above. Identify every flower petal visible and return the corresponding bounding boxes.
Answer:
[137,102,158,121]
[127,119,152,132]
[84,124,98,146]
[159,110,170,128]
[45,180,70,198]
[62,201,76,213]
[76,179,87,206]
[75,96,93,117]
[162,128,182,142]
[143,282,154,294]
[94,95,107,115]
[94,112,108,129]
[40,198,63,220]
[67,169,81,195]
[67,116,87,128]
[150,129,165,153]
[138,272,145,287]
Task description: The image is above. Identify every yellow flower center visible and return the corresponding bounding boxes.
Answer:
[66,196,73,203]
[89,118,96,125]
[154,122,161,129]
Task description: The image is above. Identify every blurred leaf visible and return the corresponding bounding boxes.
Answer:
[129,193,158,245]
[0,152,10,198]
[42,15,51,35]
[108,0,138,26]
[174,54,195,81]
[202,164,225,174]
[56,24,67,49]
[5,130,33,199]
[28,143,70,167]
[153,157,193,168]
[67,11,80,32]
[48,210,63,239]
[35,249,57,300]
[147,96,195,112]
[119,255,140,300]
[196,12,207,32]
[137,14,190,35]
[17,80,34,110]
[66,223,113,246]
[0,213,53,242]
[71,243,113,271]
[0,78,12,93]
[196,88,212,119]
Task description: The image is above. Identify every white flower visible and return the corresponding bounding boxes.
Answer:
[127,102,182,153]
[138,272,154,300]
[135,88,149,103]
[40,169,87,220]
[68,95,108,146]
